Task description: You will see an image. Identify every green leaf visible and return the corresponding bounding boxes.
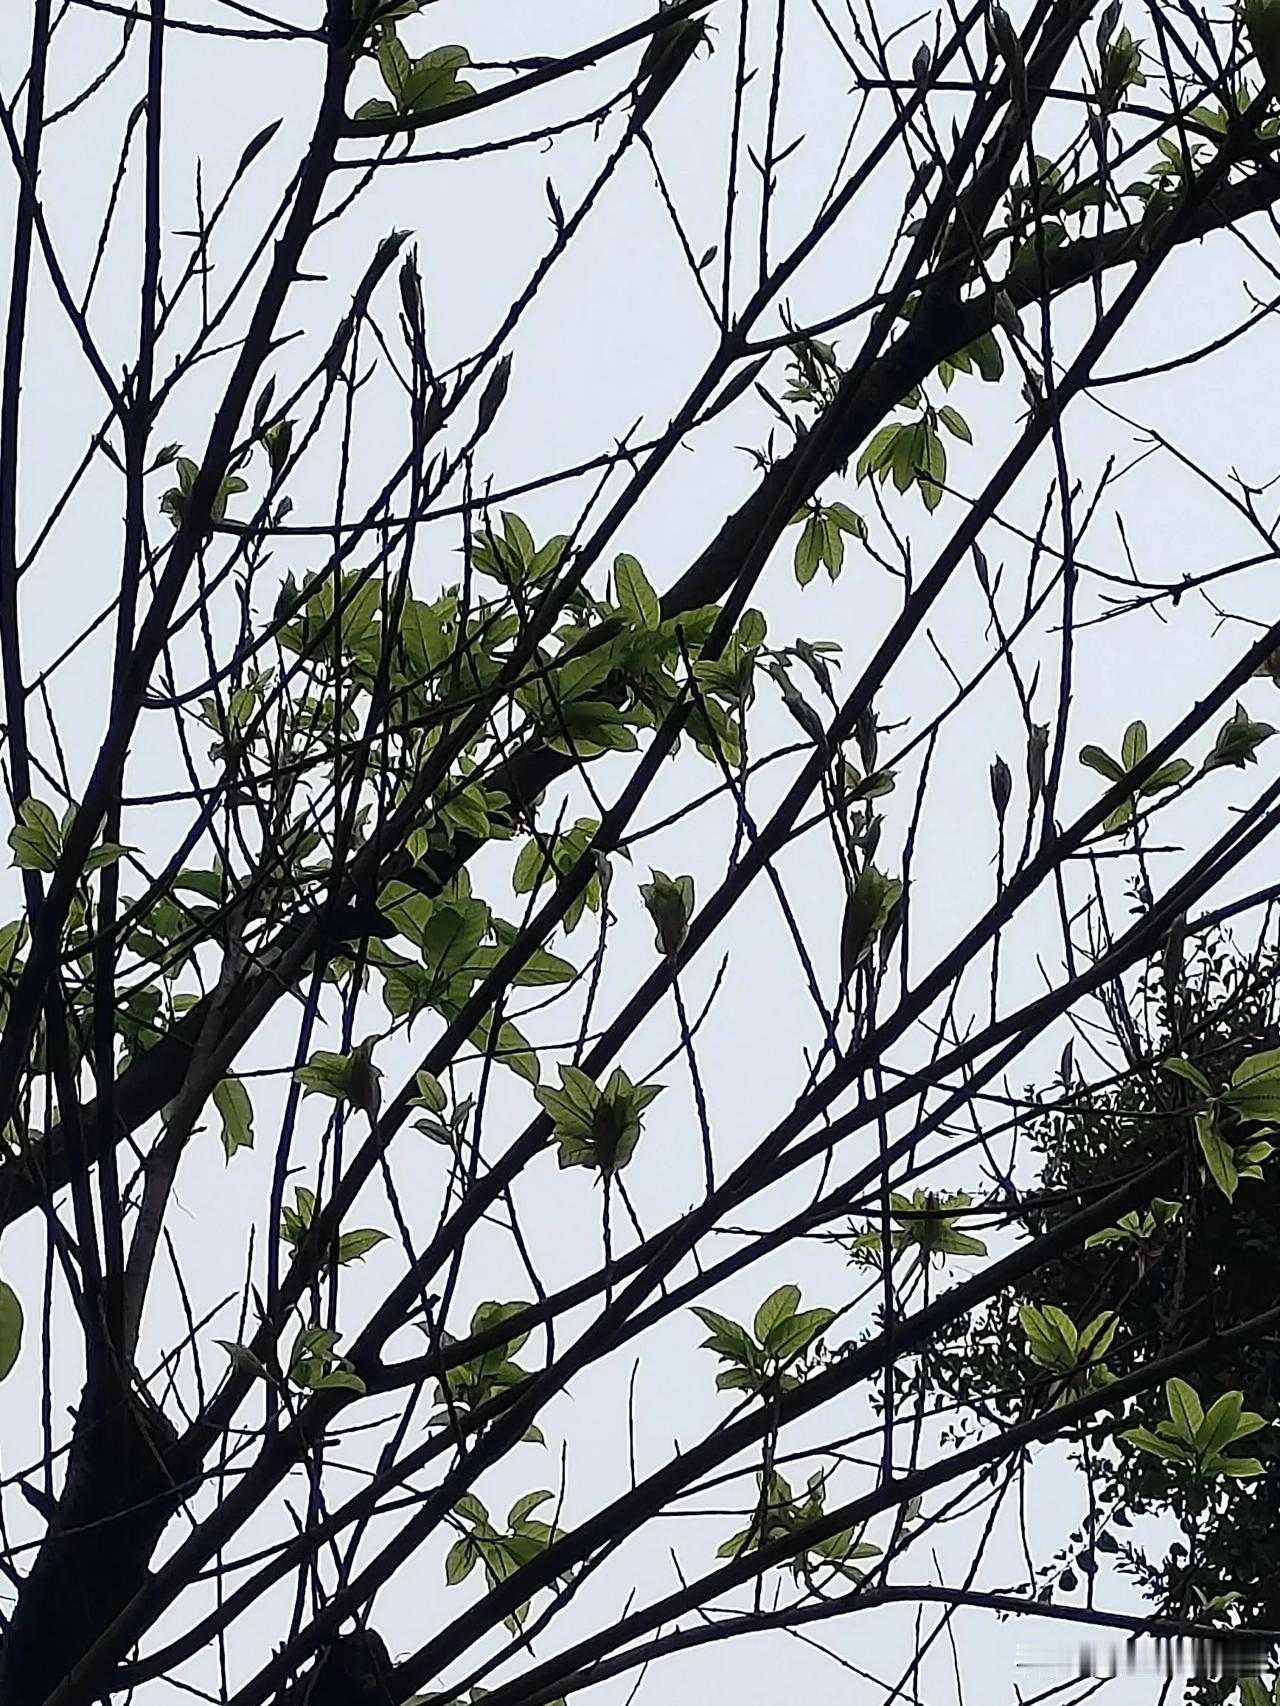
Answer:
[508,1489,554,1526]
[84,842,133,873]
[968,331,1005,381]
[1079,745,1125,783]
[1121,719,1148,770]
[1165,1377,1203,1442]
[918,423,946,509]
[382,964,436,1023]
[212,1077,254,1159]
[215,1339,270,1382]
[633,7,711,124]
[441,785,490,840]
[1019,1303,1078,1368]
[738,608,767,649]
[545,699,640,758]
[1227,1410,1267,1442]
[1195,1111,1238,1200]
[8,797,62,873]
[1223,1047,1280,1120]
[402,44,475,113]
[615,553,660,630]
[0,1281,21,1381]
[291,1323,338,1365]
[1140,758,1192,795]
[453,1491,489,1526]
[765,1306,835,1361]
[337,1228,388,1265]
[753,1284,800,1346]
[640,870,693,958]
[1078,1311,1119,1363]
[281,1187,316,1247]
[935,1226,987,1257]
[1162,1056,1212,1095]
[1201,702,1276,773]
[1194,1391,1244,1459]
[173,868,228,903]
[826,502,865,538]
[1083,1223,1128,1250]
[1223,1083,1280,1123]
[715,1367,758,1390]
[445,1536,476,1583]
[937,404,972,444]
[475,354,512,440]
[691,1306,756,1365]
[794,514,824,586]
[1231,1045,1280,1087]
[470,1299,533,1360]
[1210,1455,1263,1477]
[411,1069,448,1113]
[529,534,569,585]
[716,1525,755,1559]
[1040,1304,1078,1353]
[293,1049,354,1100]
[501,512,535,570]
[820,513,846,580]
[468,1011,540,1083]
[840,866,902,975]
[1102,798,1135,833]
[312,1369,367,1393]
[890,422,920,493]
[1120,1425,1186,1461]
[261,417,293,479]
[479,934,576,988]
[855,424,902,484]
[377,31,413,103]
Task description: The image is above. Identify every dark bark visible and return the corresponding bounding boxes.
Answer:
[0,1366,182,1699]
[277,1629,398,1706]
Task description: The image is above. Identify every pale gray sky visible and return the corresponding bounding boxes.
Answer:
[2,2,1278,1703]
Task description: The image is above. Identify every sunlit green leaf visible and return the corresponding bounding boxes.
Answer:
[213,1077,254,1159]
[0,1281,21,1381]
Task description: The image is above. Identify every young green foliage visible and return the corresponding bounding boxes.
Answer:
[1019,1304,1119,1407]
[444,1489,572,1632]
[639,870,694,959]
[847,1190,988,1266]
[278,1186,388,1273]
[355,26,476,122]
[1162,1049,1280,1200]
[1078,719,1192,830]
[1121,1378,1267,1478]
[424,1299,544,1444]
[632,1,712,127]
[288,1325,367,1395]
[0,1281,21,1383]
[716,1468,880,1582]
[535,1065,663,1174]
[692,1283,835,1395]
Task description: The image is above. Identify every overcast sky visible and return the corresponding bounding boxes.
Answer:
[3,2,1280,1702]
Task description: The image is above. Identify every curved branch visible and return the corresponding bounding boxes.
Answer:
[340,0,716,139]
